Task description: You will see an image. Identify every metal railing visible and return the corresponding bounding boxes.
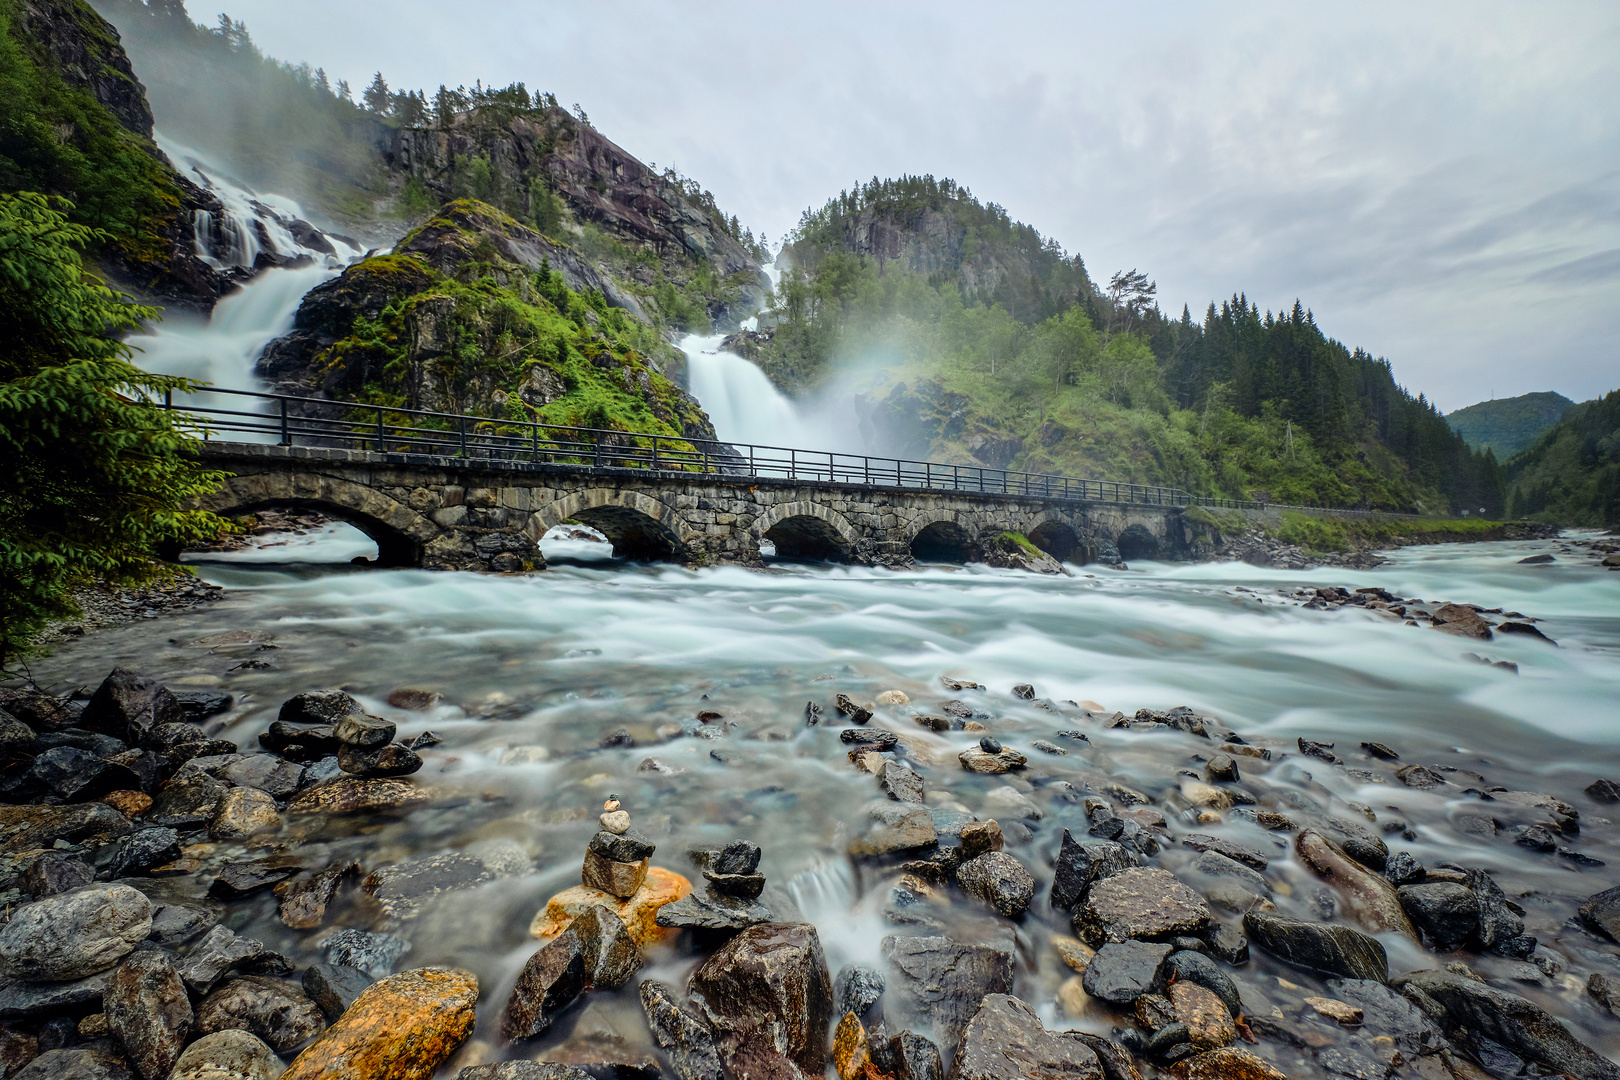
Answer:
[157,384,1417,518]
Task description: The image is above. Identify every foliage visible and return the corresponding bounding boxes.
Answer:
[1274,511,1508,554]
[0,191,226,664]
[1504,388,1620,527]
[1446,391,1576,459]
[0,0,177,259]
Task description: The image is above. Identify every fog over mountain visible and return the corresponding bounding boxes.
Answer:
[210,0,1620,410]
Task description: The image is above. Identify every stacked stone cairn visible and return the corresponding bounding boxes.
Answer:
[581,795,655,899]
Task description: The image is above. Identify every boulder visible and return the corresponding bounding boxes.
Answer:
[365,852,498,919]
[286,778,432,815]
[334,712,395,748]
[835,964,885,1019]
[11,1043,135,1080]
[103,950,192,1080]
[217,755,307,799]
[848,807,938,859]
[279,689,361,726]
[1180,835,1268,873]
[1163,951,1242,1019]
[640,980,722,1080]
[957,851,1035,918]
[1293,830,1416,939]
[688,922,833,1079]
[531,866,691,947]
[1051,832,1141,911]
[1169,982,1234,1049]
[1578,883,1620,943]
[24,746,143,802]
[588,829,656,863]
[570,904,642,990]
[1329,979,1445,1056]
[280,967,478,1080]
[336,743,423,778]
[501,927,588,1040]
[655,890,774,933]
[82,669,181,738]
[176,925,264,995]
[303,961,374,1022]
[0,884,152,981]
[714,840,762,875]
[209,786,284,840]
[168,1030,283,1080]
[149,771,227,828]
[1393,968,1619,1080]
[19,852,94,899]
[833,1011,870,1080]
[0,802,132,854]
[952,994,1101,1080]
[1081,941,1171,1005]
[581,850,648,900]
[1431,603,1492,639]
[1077,868,1212,947]
[1396,882,1479,952]
[958,747,1026,774]
[195,976,325,1054]
[210,856,303,900]
[880,934,1013,1054]
[880,761,925,803]
[1241,913,1387,982]
[1170,1048,1285,1080]
[959,821,1003,861]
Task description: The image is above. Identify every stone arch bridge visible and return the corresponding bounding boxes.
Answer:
[191,443,1203,572]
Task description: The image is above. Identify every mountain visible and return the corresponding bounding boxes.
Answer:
[1505,389,1620,527]
[1446,391,1574,459]
[744,177,1503,515]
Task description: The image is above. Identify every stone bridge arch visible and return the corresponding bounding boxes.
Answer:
[529,488,691,562]
[1027,513,1085,563]
[753,501,860,562]
[200,472,437,567]
[904,509,978,563]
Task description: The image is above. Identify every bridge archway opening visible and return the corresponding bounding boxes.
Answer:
[762,515,851,563]
[910,520,975,563]
[570,505,687,563]
[192,500,414,567]
[1117,523,1160,561]
[1028,521,1080,563]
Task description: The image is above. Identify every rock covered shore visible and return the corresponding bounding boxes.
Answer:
[1,640,1619,1080]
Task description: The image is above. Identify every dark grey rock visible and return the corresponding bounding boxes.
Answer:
[1077,867,1211,946]
[195,976,324,1054]
[98,828,181,878]
[571,904,642,990]
[12,1043,133,1080]
[688,922,832,1079]
[1329,979,1445,1056]
[104,949,192,1080]
[1243,912,1387,982]
[841,727,899,750]
[30,729,128,757]
[1383,852,1424,887]
[217,755,306,799]
[258,721,339,760]
[835,963,885,1018]
[148,770,226,828]
[1192,851,1270,897]
[881,761,924,803]
[0,970,109,1021]
[1393,968,1619,1080]
[957,851,1035,918]
[1578,883,1620,943]
[881,933,1014,1053]
[1205,754,1240,783]
[1205,923,1250,966]
[1065,1033,1140,1080]
[1050,831,1140,911]
[0,884,152,982]
[1143,1022,1192,1062]
[1397,882,1479,952]
[979,736,1003,754]
[169,691,233,722]
[0,801,132,854]
[1082,941,1172,1004]
[588,829,656,862]
[457,1066,592,1080]
[333,711,394,748]
[321,929,409,979]
[277,689,359,726]
[177,925,264,995]
[336,742,421,778]
[1586,779,1620,804]
[301,960,373,1022]
[82,669,180,739]
[19,853,94,899]
[147,902,219,948]
[953,994,1101,1079]
[713,839,762,875]
[363,852,493,918]
[702,871,765,900]
[209,857,302,900]
[1163,950,1242,1018]
[1298,738,1340,764]
[27,747,142,802]
[887,1030,944,1080]
[1181,834,1269,873]
[502,928,588,1041]
[639,979,722,1080]
[655,891,773,932]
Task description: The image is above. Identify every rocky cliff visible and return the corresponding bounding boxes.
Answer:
[257,199,721,446]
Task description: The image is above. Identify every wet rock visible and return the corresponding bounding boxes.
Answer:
[286,777,432,815]
[146,901,219,948]
[1242,912,1387,981]
[835,964,884,1018]
[276,862,359,931]
[1588,972,1620,1017]
[1297,738,1340,764]
[1294,830,1415,938]
[840,727,899,751]
[832,1011,870,1080]
[0,884,152,981]
[957,851,1035,918]
[1329,979,1445,1056]
[303,961,374,1022]
[655,890,774,934]
[1180,835,1268,873]
[848,806,938,859]
[1170,982,1234,1049]
[952,993,1101,1080]
[1077,867,1212,947]
[20,852,95,898]
[885,1030,944,1080]
[178,925,265,995]
[531,867,691,948]
[880,760,924,803]
[279,689,361,726]
[0,801,132,854]
[703,871,765,900]
[259,721,340,761]
[208,786,283,841]
[1577,883,1620,942]
[196,976,325,1054]
[104,950,192,1080]
[1203,924,1249,966]
[217,755,307,799]
[836,694,874,724]
[337,742,423,778]
[210,856,302,900]
[1205,755,1240,783]
[280,967,478,1080]
[1585,778,1620,804]
[639,980,722,1080]
[1360,741,1399,760]
[959,820,1003,860]
[1396,765,1447,790]
[688,922,832,1079]
[456,1066,591,1079]
[168,1030,282,1080]
[713,839,761,875]
[581,850,649,900]
[880,934,1013,1053]
[1393,968,1619,1080]
[958,747,1026,774]
[1171,1048,1286,1080]
[1163,951,1242,1019]
[1191,851,1270,905]
[501,927,589,1040]
[1082,941,1172,1004]
[82,669,181,739]
[11,1043,134,1080]
[1051,832,1142,912]
[322,930,411,980]
[148,770,227,828]
[1397,882,1479,952]
[1431,603,1493,639]
[570,904,641,990]
[1382,851,1423,887]
[0,708,34,751]
[21,746,141,802]
[588,829,656,863]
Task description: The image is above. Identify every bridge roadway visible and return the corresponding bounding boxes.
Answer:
[190,442,1207,572]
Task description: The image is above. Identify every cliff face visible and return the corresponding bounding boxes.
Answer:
[4,0,232,310]
[388,107,769,328]
[257,199,721,446]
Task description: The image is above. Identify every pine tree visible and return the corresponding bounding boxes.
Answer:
[314,67,330,95]
[362,72,391,114]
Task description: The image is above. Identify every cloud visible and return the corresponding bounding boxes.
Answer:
[213,0,1620,409]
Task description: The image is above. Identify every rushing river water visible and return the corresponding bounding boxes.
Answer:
[26,531,1620,1066]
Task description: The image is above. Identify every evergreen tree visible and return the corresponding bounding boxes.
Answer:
[362,71,390,113]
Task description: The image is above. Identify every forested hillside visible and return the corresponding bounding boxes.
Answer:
[1447,391,1574,459]
[1505,389,1620,527]
[745,177,1504,514]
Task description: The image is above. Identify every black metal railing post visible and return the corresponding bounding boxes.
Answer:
[375,406,384,451]
[279,398,289,446]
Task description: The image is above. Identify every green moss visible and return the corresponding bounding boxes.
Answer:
[996,531,1044,557]
[1275,511,1506,554]
[1184,506,1250,534]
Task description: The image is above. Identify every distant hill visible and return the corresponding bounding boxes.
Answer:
[1505,389,1620,527]
[1447,391,1574,459]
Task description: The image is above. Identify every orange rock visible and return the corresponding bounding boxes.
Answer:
[1173,1047,1287,1080]
[529,865,690,947]
[833,1012,870,1080]
[280,967,476,1080]
[1170,981,1235,1048]
[102,790,151,818]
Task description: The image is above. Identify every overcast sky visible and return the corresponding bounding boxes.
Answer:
[215,0,1619,411]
